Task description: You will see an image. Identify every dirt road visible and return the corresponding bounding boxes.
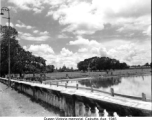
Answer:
[0,82,59,117]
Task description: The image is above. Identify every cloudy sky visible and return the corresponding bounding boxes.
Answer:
[0,0,151,68]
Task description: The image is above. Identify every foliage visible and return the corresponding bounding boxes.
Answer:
[57,65,74,72]
[0,25,46,77]
[144,63,150,66]
[46,65,55,73]
[77,56,129,71]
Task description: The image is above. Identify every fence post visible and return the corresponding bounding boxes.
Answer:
[76,84,78,89]
[142,93,146,101]
[65,83,67,88]
[66,74,69,79]
[111,88,114,96]
[57,82,58,87]
[91,85,93,92]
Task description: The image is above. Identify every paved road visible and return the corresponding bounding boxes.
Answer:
[0,82,59,117]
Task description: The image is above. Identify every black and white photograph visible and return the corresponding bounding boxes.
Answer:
[0,0,151,117]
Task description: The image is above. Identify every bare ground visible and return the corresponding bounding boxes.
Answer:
[0,82,59,117]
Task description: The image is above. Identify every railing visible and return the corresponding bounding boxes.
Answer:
[0,77,151,117]
[48,81,151,102]
[0,77,151,102]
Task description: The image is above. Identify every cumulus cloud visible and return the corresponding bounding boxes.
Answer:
[24,44,54,55]
[69,36,100,47]
[69,36,108,58]
[19,32,50,41]
[16,20,50,41]
[40,31,49,35]
[15,21,34,29]
[69,37,151,66]
[33,30,39,33]
[57,33,69,39]
[33,7,44,14]
[45,0,151,35]
[23,37,151,69]
[23,42,102,69]
[8,6,18,13]
[6,22,14,27]
[16,24,25,28]
[8,0,44,13]
[60,48,73,57]
[24,44,79,68]
[143,25,151,36]
[108,42,151,65]
[48,1,104,35]
[8,0,151,36]
[8,0,151,68]
[33,30,49,35]
[26,26,33,29]
[78,48,88,53]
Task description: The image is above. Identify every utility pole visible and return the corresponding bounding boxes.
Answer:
[0,7,11,86]
[0,33,1,77]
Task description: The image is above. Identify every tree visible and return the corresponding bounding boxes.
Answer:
[62,65,67,72]
[144,63,150,66]
[0,25,46,77]
[1,25,18,39]
[119,62,129,69]
[70,67,74,72]
[46,65,55,73]
[77,61,88,72]
[1,25,18,76]
[58,67,62,72]
[77,56,129,71]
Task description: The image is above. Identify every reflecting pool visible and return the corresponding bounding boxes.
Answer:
[65,75,151,99]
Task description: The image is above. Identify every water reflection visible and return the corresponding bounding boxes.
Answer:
[79,77,121,88]
[77,75,151,99]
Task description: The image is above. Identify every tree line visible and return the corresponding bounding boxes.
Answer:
[77,56,129,72]
[130,62,152,68]
[0,25,75,78]
[0,25,77,77]
[57,65,74,72]
[0,25,46,77]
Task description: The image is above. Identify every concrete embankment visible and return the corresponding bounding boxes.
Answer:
[0,82,60,116]
[0,77,151,117]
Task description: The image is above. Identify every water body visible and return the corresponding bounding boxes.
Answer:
[65,75,151,99]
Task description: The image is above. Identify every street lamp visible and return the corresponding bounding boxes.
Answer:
[0,7,11,86]
[0,30,1,77]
